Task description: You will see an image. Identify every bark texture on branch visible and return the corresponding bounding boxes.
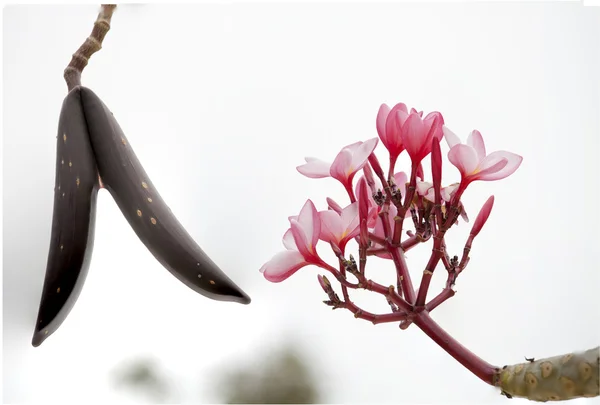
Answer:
[64,4,117,91]
[496,346,599,401]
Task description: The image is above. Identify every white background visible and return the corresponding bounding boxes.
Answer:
[3,3,599,404]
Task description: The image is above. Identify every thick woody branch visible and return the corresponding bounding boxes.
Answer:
[64,4,117,91]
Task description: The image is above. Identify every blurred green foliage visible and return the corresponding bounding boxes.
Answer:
[215,346,320,404]
[112,345,320,404]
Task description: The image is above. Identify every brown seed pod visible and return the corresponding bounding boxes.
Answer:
[32,87,251,347]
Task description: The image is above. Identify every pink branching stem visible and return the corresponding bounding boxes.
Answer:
[425,206,480,312]
[425,287,455,312]
[320,261,359,288]
[392,164,418,246]
[338,259,352,302]
[458,234,475,271]
[425,262,459,312]
[414,231,447,307]
[367,233,427,255]
[343,302,408,324]
[368,153,417,303]
[388,245,416,304]
[414,312,497,385]
[368,232,386,246]
[401,234,424,251]
[378,196,407,295]
[321,261,412,313]
[366,248,387,256]
[415,186,467,307]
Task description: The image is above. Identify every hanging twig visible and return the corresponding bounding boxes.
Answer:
[64,4,117,91]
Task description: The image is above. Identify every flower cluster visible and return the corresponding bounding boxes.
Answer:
[260,103,522,289]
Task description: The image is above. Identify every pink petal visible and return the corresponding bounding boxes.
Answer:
[367,205,380,227]
[400,113,426,161]
[423,114,444,148]
[384,104,407,156]
[443,126,462,149]
[376,104,391,143]
[396,108,410,127]
[424,111,445,128]
[424,188,435,202]
[297,157,331,178]
[474,157,508,180]
[349,138,379,173]
[260,250,308,283]
[393,171,408,196]
[467,130,486,161]
[330,148,353,183]
[416,180,433,196]
[296,199,321,248]
[290,219,311,258]
[448,144,480,177]
[441,183,460,202]
[410,108,424,117]
[319,210,344,244]
[282,228,297,250]
[476,151,523,181]
[340,202,360,234]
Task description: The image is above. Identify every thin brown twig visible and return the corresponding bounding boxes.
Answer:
[64,4,117,91]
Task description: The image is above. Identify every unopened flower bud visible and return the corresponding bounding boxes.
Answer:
[326,197,343,214]
[318,274,331,292]
[471,195,494,237]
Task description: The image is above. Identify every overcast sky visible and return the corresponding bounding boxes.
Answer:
[3,2,599,404]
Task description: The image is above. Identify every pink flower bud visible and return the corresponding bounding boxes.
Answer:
[367,153,385,179]
[471,195,494,237]
[318,274,331,292]
[362,163,376,191]
[431,137,442,203]
[326,197,343,214]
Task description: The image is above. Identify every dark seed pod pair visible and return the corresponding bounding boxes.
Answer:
[32,87,251,347]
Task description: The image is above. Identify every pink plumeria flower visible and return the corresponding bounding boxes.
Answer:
[416,181,469,222]
[417,181,459,203]
[260,199,325,283]
[296,138,379,192]
[399,108,445,166]
[377,103,444,168]
[416,180,434,200]
[319,202,361,253]
[444,127,523,184]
